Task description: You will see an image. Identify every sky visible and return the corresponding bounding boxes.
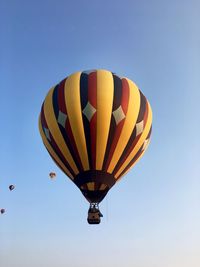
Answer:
[0,0,200,266]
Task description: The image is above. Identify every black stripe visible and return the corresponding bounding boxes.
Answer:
[137,91,147,122]
[147,126,152,139]
[80,72,93,169]
[52,84,60,118]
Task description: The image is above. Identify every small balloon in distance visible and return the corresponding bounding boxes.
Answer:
[9,185,15,191]
[49,172,56,179]
[0,209,5,214]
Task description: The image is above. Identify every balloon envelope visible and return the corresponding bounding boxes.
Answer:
[0,209,5,214]
[49,172,56,179]
[9,185,15,191]
[39,69,152,203]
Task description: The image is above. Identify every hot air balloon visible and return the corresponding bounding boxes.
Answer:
[9,185,15,191]
[39,69,152,224]
[49,172,56,179]
[0,209,5,214]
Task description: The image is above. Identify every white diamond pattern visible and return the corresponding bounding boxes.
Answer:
[44,128,51,141]
[142,139,149,151]
[58,111,67,128]
[112,106,125,125]
[82,102,96,121]
[136,120,144,136]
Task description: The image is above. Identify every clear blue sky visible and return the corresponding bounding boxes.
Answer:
[1,1,200,266]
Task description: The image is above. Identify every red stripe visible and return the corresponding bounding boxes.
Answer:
[88,71,97,169]
[88,72,97,108]
[105,78,130,170]
[121,79,129,114]
[58,79,67,113]
[143,101,148,125]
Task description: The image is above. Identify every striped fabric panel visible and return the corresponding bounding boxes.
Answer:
[39,110,75,179]
[116,126,152,180]
[80,72,92,169]
[65,72,90,171]
[114,101,152,178]
[88,72,97,170]
[79,71,97,192]
[102,75,129,170]
[53,79,84,172]
[42,87,79,175]
[80,71,98,171]
[107,78,141,173]
[39,126,73,179]
[112,91,148,176]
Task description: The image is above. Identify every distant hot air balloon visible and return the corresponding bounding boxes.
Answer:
[0,209,5,214]
[49,172,56,179]
[9,185,15,191]
[39,69,152,224]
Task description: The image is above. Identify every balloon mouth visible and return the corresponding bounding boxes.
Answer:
[73,170,116,203]
[81,188,109,203]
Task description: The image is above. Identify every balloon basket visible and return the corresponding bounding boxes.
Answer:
[87,203,103,224]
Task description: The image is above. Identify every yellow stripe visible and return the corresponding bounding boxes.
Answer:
[107,78,141,173]
[99,184,107,190]
[115,101,152,178]
[43,87,79,175]
[65,72,89,170]
[38,117,74,180]
[96,70,114,170]
[87,182,95,191]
